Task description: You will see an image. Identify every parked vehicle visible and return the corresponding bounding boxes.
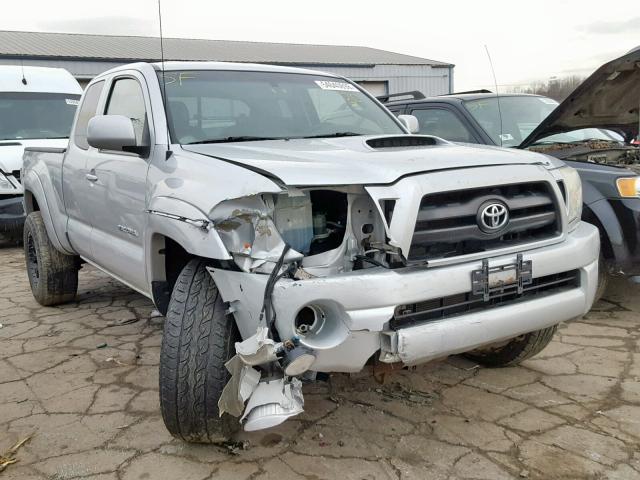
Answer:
[384,49,640,299]
[0,66,81,243]
[22,61,599,442]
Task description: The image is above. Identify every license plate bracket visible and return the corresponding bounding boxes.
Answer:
[471,253,532,302]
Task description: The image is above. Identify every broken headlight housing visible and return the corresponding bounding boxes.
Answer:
[557,167,582,231]
[616,177,640,198]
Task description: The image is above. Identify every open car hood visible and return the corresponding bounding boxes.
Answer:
[520,48,640,148]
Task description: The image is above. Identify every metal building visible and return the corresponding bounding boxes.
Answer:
[0,30,454,95]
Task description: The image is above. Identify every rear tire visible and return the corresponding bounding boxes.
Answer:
[159,258,240,443]
[23,211,78,306]
[464,325,557,367]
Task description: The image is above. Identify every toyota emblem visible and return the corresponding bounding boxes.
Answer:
[478,201,509,233]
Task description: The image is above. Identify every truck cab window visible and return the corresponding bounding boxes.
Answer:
[411,108,475,143]
[105,78,149,147]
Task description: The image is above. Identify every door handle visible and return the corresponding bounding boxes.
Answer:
[86,173,98,182]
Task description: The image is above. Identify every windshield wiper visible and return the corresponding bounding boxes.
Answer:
[186,136,287,144]
[301,132,363,139]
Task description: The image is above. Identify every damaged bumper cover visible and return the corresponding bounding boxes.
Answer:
[212,221,599,371]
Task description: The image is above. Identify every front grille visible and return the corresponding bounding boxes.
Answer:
[409,182,561,261]
[390,269,579,330]
[12,170,20,184]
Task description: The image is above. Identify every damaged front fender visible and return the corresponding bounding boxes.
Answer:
[209,193,303,273]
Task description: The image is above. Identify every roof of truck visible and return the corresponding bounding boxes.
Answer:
[0,65,82,94]
[151,61,340,77]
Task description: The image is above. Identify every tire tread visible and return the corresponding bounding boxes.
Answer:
[159,258,238,443]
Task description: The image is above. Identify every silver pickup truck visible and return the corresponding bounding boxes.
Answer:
[22,61,599,442]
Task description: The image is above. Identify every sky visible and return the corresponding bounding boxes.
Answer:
[0,0,638,91]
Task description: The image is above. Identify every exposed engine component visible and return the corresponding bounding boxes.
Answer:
[530,140,640,169]
[211,187,394,277]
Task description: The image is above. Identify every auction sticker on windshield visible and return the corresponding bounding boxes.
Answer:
[315,80,358,92]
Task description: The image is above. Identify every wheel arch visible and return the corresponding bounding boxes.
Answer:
[146,228,235,315]
[582,201,617,261]
[22,172,74,255]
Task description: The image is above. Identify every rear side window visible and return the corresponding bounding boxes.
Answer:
[74,81,104,150]
[105,78,149,147]
[411,108,475,143]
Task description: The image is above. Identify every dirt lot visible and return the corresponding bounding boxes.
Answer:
[0,247,639,480]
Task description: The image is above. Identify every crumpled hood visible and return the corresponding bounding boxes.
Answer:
[0,138,68,173]
[520,48,640,148]
[183,135,556,186]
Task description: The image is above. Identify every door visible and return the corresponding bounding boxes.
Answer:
[355,81,388,97]
[409,106,481,143]
[63,80,106,259]
[84,74,153,294]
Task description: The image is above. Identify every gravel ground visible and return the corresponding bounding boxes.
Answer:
[0,246,639,480]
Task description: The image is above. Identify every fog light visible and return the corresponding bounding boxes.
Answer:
[283,345,316,376]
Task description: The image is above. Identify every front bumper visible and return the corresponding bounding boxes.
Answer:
[213,221,599,372]
[0,195,25,228]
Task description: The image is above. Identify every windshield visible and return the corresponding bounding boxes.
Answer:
[0,92,80,141]
[160,70,403,144]
[463,96,558,147]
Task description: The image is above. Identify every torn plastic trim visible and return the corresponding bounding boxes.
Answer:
[235,326,280,365]
[218,355,261,418]
[217,327,306,431]
[241,378,304,432]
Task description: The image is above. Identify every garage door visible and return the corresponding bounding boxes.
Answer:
[355,81,388,97]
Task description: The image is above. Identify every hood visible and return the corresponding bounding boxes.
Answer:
[520,49,640,148]
[183,135,556,186]
[0,138,69,173]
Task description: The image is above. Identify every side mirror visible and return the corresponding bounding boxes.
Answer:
[398,114,419,134]
[87,115,137,152]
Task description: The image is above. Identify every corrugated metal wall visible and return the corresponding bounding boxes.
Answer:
[0,59,452,96]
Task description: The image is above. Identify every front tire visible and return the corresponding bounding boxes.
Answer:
[23,211,78,306]
[464,325,557,367]
[159,258,240,443]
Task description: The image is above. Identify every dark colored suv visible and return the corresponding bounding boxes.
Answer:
[383,49,640,298]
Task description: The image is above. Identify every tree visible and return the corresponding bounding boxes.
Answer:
[506,75,585,101]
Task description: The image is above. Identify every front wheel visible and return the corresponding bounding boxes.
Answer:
[23,211,78,306]
[464,325,557,367]
[159,258,240,443]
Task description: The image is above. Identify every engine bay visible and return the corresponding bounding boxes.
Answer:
[210,187,396,278]
[529,140,640,172]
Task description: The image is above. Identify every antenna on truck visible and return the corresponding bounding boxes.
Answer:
[20,58,27,85]
[157,0,172,159]
[484,45,504,147]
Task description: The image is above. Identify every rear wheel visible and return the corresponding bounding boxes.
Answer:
[159,258,240,443]
[23,211,78,306]
[464,325,557,367]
